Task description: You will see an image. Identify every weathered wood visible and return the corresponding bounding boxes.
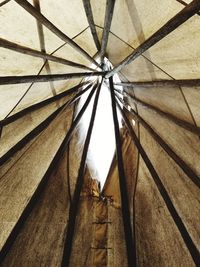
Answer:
[100,0,116,61]
[61,81,102,267]
[116,94,200,190]
[0,83,93,166]
[116,100,200,266]
[0,38,95,71]
[82,0,101,51]
[115,89,200,136]
[176,0,200,15]
[0,84,97,264]
[1,82,89,126]
[106,0,200,77]
[0,71,106,85]
[14,0,101,68]
[0,0,11,7]
[115,79,200,88]
[109,77,136,267]
[33,0,46,52]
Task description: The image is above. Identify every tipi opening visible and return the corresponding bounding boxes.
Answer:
[77,58,123,191]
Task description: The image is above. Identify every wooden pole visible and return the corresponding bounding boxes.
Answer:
[116,100,200,266]
[0,71,106,85]
[82,0,101,51]
[14,0,101,68]
[106,0,200,77]
[115,94,200,190]
[1,82,90,126]
[61,80,102,267]
[0,0,11,7]
[115,89,200,136]
[0,83,94,166]
[176,0,200,15]
[0,84,98,264]
[115,79,200,88]
[0,38,95,71]
[109,77,136,267]
[100,0,116,62]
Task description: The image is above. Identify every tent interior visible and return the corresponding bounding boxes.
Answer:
[0,0,200,266]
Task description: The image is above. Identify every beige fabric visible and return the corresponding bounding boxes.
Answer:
[0,96,70,157]
[0,1,200,266]
[135,157,195,267]
[0,105,74,250]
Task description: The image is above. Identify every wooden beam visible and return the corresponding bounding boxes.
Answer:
[116,94,200,189]
[109,77,136,267]
[106,0,200,77]
[0,83,93,166]
[100,0,116,62]
[61,80,102,267]
[33,0,46,52]
[176,0,200,15]
[0,84,97,264]
[1,82,89,126]
[82,0,101,51]
[115,79,200,88]
[115,89,200,136]
[116,100,200,266]
[0,71,106,85]
[0,0,11,7]
[0,37,95,71]
[14,0,101,68]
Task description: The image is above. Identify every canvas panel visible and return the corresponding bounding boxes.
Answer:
[135,156,195,266]
[182,86,200,127]
[136,104,200,177]
[91,0,106,28]
[105,33,170,82]
[107,205,128,267]
[0,28,98,119]
[0,105,74,250]
[0,134,40,178]
[110,0,182,49]
[39,0,88,39]
[96,1,200,82]
[0,1,97,119]
[145,14,200,80]
[1,150,71,267]
[0,113,91,266]
[0,83,32,120]
[138,123,200,252]
[126,86,194,124]
[69,190,98,267]
[0,95,71,158]
[103,127,138,207]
